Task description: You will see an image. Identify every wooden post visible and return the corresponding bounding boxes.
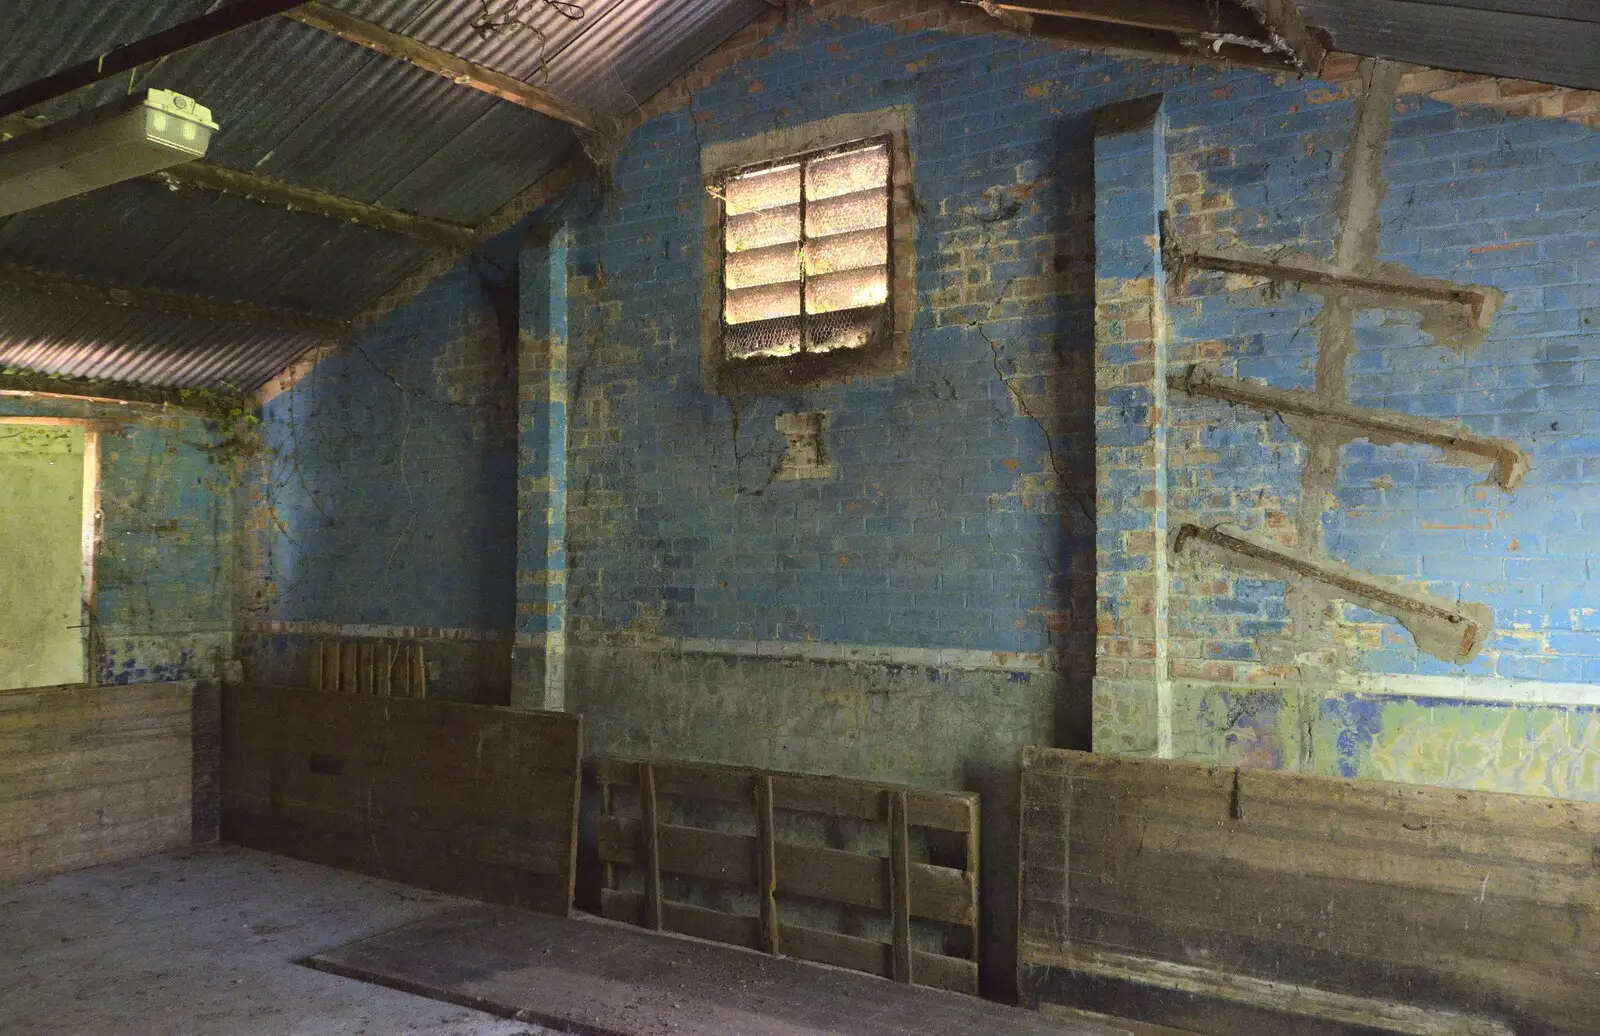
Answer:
[340,642,359,693]
[375,642,392,697]
[394,644,411,698]
[322,640,340,692]
[600,779,616,892]
[308,640,324,690]
[756,775,780,955]
[641,762,664,931]
[889,790,912,984]
[965,798,982,970]
[357,642,374,695]
[412,642,427,699]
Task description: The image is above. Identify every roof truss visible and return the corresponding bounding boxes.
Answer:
[983,0,1326,74]
[283,3,611,135]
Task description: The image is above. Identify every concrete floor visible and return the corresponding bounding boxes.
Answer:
[0,845,558,1036]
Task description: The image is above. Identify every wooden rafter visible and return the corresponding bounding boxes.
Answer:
[282,3,610,135]
[992,0,1261,38]
[0,263,348,340]
[0,114,473,248]
[1235,0,1327,74]
[0,113,473,249]
[0,0,311,120]
[983,0,1325,74]
[155,164,474,250]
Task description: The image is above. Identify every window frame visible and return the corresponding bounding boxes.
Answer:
[716,134,893,363]
[701,108,914,396]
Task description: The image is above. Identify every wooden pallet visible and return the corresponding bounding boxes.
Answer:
[307,638,425,697]
[595,757,981,995]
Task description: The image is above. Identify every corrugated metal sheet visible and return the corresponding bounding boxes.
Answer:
[0,0,767,388]
[0,289,319,391]
[1301,2,1600,91]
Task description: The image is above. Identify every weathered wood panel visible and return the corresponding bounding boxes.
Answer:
[220,683,581,915]
[0,681,201,886]
[1017,747,1600,1035]
[596,756,981,995]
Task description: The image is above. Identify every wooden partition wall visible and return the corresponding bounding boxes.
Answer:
[595,757,981,995]
[221,684,581,915]
[1017,747,1600,1035]
[1,680,216,886]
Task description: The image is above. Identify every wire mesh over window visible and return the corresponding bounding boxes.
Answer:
[720,139,890,360]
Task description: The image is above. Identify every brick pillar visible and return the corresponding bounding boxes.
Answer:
[1091,97,1172,757]
[514,227,569,711]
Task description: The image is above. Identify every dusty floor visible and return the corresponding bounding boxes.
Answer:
[0,845,558,1036]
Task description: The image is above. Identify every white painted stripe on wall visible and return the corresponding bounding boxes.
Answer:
[1340,672,1600,708]
[561,633,1056,673]
[239,620,506,643]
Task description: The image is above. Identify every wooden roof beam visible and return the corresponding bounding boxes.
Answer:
[0,0,311,120]
[988,0,1324,73]
[283,3,611,136]
[0,114,473,248]
[1234,0,1328,74]
[991,0,1262,38]
[0,263,349,340]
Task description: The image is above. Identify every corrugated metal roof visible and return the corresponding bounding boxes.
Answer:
[1301,2,1600,91]
[0,290,319,391]
[0,0,766,390]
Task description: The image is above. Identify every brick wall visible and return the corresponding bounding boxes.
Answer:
[239,258,518,703]
[0,397,233,684]
[494,2,1600,985]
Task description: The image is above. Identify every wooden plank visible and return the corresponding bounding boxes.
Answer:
[889,790,912,985]
[412,642,427,700]
[394,645,411,699]
[0,263,347,340]
[375,642,392,698]
[0,682,195,886]
[756,774,779,955]
[158,162,474,248]
[596,818,976,926]
[322,640,341,692]
[595,756,976,832]
[220,684,582,916]
[1017,747,1600,1034]
[357,642,374,696]
[990,0,1260,36]
[283,3,608,134]
[340,642,358,694]
[599,891,979,997]
[640,762,664,931]
[309,640,324,690]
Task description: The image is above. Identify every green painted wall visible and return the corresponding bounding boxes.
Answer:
[0,396,235,687]
[0,423,86,690]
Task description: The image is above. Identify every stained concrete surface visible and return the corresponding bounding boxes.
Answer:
[0,845,555,1036]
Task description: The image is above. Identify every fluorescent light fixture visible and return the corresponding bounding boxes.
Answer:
[0,89,217,217]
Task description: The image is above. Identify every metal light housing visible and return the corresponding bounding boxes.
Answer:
[0,89,217,217]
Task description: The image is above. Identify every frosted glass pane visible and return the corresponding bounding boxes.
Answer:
[806,143,888,202]
[726,281,802,324]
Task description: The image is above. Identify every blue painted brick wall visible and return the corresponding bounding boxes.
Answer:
[552,6,1598,686]
[0,396,232,683]
[254,259,517,632]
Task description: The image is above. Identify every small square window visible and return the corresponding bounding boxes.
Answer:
[719,139,892,362]
[700,109,913,396]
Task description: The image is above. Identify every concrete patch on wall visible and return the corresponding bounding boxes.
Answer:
[566,642,1085,996]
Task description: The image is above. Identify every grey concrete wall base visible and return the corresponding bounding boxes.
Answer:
[566,642,1091,1000]
[1091,677,1164,757]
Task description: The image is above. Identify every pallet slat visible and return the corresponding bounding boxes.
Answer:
[595,755,978,995]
